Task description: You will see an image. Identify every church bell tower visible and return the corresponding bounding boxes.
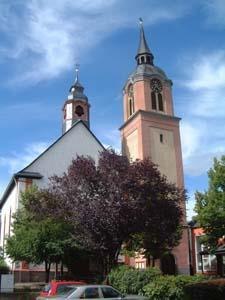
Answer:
[62,66,90,134]
[120,19,189,274]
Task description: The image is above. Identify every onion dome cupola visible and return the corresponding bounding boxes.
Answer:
[69,70,88,101]
[62,65,90,134]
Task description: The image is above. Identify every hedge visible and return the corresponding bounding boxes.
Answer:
[184,279,225,300]
[108,265,214,300]
[108,265,161,294]
[142,275,207,300]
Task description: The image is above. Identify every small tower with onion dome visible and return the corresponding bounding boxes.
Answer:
[62,65,90,133]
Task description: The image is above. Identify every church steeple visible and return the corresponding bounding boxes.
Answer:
[135,18,154,66]
[69,65,87,101]
[62,65,90,134]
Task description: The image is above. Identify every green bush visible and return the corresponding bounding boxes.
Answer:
[0,259,10,274]
[142,274,207,300]
[108,265,161,294]
[184,279,225,300]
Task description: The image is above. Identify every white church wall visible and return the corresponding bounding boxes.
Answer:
[0,180,27,257]
[25,122,103,189]
[0,185,17,248]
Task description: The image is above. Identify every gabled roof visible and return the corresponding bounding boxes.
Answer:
[0,120,104,209]
[21,120,104,172]
[0,172,42,209]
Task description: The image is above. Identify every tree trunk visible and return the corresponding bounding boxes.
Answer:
[60,262,64,279]
[55,262,58,279]
[101,246,122,280]
[146,254,151,267]
[45,261,51,283]
[152,257,155,267]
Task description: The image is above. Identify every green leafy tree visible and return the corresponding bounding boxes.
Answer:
[6,186,74,282]
[195,155,225,250]
[0,247,10,274]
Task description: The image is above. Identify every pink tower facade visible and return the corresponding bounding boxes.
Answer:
[120,21,190,274]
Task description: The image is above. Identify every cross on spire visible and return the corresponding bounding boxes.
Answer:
[75,63,80,83]
[139,17,143,26]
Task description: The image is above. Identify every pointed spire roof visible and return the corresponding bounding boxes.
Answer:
[135,18,154,65]
[137,18,151,54]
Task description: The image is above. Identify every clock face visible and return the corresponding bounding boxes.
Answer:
[150,78,162,93]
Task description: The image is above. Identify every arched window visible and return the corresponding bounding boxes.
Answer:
[151,92,157,110]
[158,93,164,111]
[150,78,164,112]
[129,98,134,116]
[128,84,135,117]
[141,56,145,64]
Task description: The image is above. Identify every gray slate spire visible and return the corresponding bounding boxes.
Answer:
[135,18,154,66]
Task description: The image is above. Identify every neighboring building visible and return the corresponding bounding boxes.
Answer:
[0,71,104,282]
[189,225,217,275]
[215,237,225,277]
[120,20,189,274]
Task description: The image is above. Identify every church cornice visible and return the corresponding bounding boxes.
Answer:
[123,72,172,92]
[119,109,181,130]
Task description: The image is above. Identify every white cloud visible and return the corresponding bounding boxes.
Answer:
[180,120,225,176]
[184,51,225,91]
[184,150,224,177]
[202,0,225,27]
[101,128,121,153]
[180,121,203,161]
[0,142,49,174]
[186,192,197,221]
[0,0,190,84]
[179,51,225,176]
[182,51,225,121]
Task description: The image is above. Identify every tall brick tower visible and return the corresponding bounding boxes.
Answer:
[120,19,189,274]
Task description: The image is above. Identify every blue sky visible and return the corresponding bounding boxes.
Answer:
[0,0,225,220]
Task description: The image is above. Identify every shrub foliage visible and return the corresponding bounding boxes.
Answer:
[142,275,207,300]
[108,265,161,294]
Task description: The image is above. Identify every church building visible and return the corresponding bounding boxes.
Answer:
[0,20,189,281]
[120,20,189,274]
[0,70,104,282]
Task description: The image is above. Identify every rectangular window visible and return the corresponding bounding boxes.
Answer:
[160,134,163,143]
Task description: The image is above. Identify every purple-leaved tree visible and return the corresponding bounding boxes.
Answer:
[27,149,183,276]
